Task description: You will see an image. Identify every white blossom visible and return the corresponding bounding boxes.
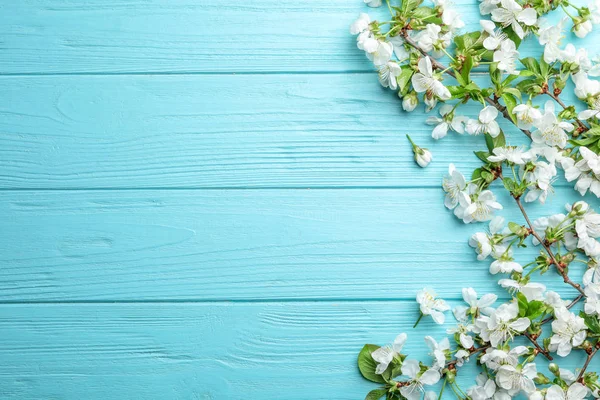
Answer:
[412,56,451,100]
[488,146,533,164]
[546,383,589,400]
[378,61,401,90]
[493,39,519,74]
[454,287,498,320]
[417,287,450,324]
[491,0,537,39]
[424,336,450,369]
[466,106,501,137]
[513,103,542,130]
[442,163,467,209]
[414,24,451,58]
[371,333,407,374]
[350,13,372,35]
[495,363,537,395]
[455,185,503,224]
[399,359,441,400]
[426,104,467,139]
[538,17,567,63]
[469,217,506,261]
[532,101,574,148]
[480,345,528,370]
[549,307,587,357]
[498,279,546,301]
[574,19,593,38]
[474,302,530,346]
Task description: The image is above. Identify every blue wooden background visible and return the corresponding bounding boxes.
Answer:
[0,1,597,399]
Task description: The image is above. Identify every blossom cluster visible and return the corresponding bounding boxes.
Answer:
[351,0,600,398]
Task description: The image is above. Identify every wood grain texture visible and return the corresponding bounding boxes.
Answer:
[0,302,594,400]
[0,188,589,302]
[0,0,592,74]
[0,74,573,189]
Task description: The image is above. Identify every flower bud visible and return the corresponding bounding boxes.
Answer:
[401,91,418,112]
[548,363,559,374]
[558,105,577,120]
[406,135,432,168]
[416,148,432,168]
[534,372,550,385]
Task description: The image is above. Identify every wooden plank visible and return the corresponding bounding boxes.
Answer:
[0,188,589,302]
[0,74,564,189]
[0,302,593,399]
[0,0,590,74]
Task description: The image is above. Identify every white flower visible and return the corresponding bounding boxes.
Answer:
[493,39,519,74]
[466,106,501,137]
[447,320,475,349]
[417,287,450,324]
[573,202,600,256]
[498,279,546,302]
[426,104,467,139]
[574,20,593,38]
[411,57,451,100]
[532,101,574,148]
[490,257,523,274]
[488,146,533,164]
[523,160,557,204]
[480,0,501,14]
[350,13,371,35]
[480,345,528,370]
[531,213,566,246]
[424,336,450,369]
[491,0,537,39]
[513,103,542,130]
[549,307,587,357]
[495,363,537,395]
[560,44,592,71]
[538,17,567,63]
[481,20,507,50]
[414,24,452,58]
[442,7,465,32]
[572,71,600,100]
[400,359,441,400]
[584,286,600,316]
[442,163,467,209]
[371,333,407,374]
[469,217,506,261]
[546,383,589,400]
[454,287,497,320]
[367,40,394,66]
[545,291,570,310]
[468,374,501,400]
[402,91,419,112]
[455,185,503,224]
[474,302,530,346]
[378,61,401,89]
[364,0,382,7]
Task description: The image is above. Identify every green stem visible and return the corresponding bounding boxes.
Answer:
[406,134,418,150]
[560,3,576,19]
[413,312,424,328]
[438,379,447,400]
[442,48,456,62]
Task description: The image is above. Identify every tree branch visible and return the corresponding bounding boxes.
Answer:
[514,197,586,297]
[577,344,599,381]
[400,32,532,138]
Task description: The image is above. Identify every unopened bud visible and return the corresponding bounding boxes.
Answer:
[534,373,551,385]
[548,363,559,374]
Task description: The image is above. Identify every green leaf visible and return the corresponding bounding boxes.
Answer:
[501,93,518,124]
[517,293,528,317]
[358,345,386,383]
[520,57,541,76]
[472,167,482,181]
[581,312,600,334]
[503,26,522,48]
[508,222,522,234]
[397,66,414,93]
[527,301,546,320]
[365,388,388,400]
[401,0,423,15]
[412,6,437,19]
[461,54,473,84]
[485,134,494,152]
[492,131,506,148]
[474,151,490,162]
[454,31,481,50]
[503,87,521,100]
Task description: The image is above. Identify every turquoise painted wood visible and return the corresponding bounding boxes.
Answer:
[0,0,596,399]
